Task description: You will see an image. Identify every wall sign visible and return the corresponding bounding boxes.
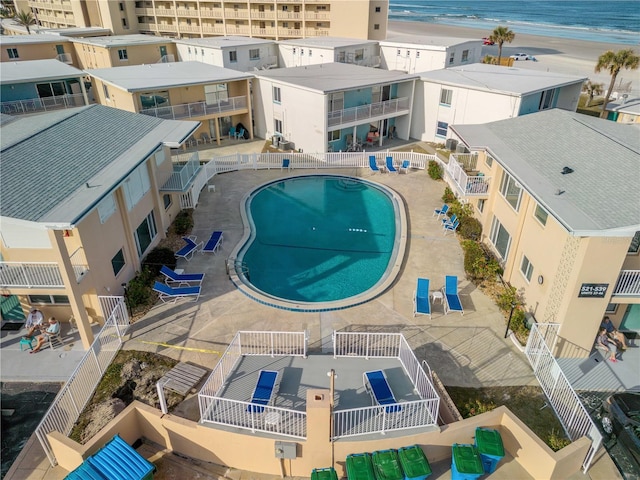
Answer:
[578,283,608,298]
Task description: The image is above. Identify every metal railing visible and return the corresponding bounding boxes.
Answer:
[451,152,478,171]
[56,53,73,64]
[0,262,64,288]
[333,331,400,358]
[613,270,640,296]
[161,157,201,192]
[69,247,89,282]
[35,296,130,466]
[1,93,87,115]
[446,156,490,196]
[140,95,247,120]
[524,323,602,473]
[157,54,176,63]
[328,97,410,128]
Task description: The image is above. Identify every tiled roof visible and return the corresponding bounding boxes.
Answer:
[452,109,640,234]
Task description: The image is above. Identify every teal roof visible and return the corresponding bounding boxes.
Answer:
[1,105,198,225]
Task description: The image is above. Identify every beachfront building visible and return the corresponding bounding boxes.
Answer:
[0,105,198,349]
[252,62,417,153]
[174,36,278,72]
[412,63,586,143]
[86,61,253,145]
[379,36,482,74]
[13,0,388,40]
[71,34,178,69]
[0,59,90,115]
[605,96,640,124]
[0,34,76,65]
[447,109,640,357]
[277,37,380,68]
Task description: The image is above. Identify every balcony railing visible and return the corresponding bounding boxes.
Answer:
[1,93,86,116]
[251,11,275,19]
[305,28,330,37]
[445,157,491,197]
[176,9,199,16]
[200,8,224,18]
[452,152,478,171]
[613,270,640,296]
[202,25,226,34]
[177,24,201,33]
[327,97,410,128]
[0,256,88,288]
[162,154,201,191]
[140,96,247,120]
[225,9,249,18]
[156,23,178,32]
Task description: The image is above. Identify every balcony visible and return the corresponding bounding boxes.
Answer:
[613,270,640,297]
[200,8,224,18]
[177,24,201,33]
[251,11,275,20]
[140,96,247,120]
[305,28,330,37]
[327,97,410,128]
[156,23,178,32]
[154,8,176,16]
[278,28,302,37]
[176,9,199,17]
[446,154,490,197]
[202,25,225,34]
[56,53,73,64]
[0,248,89,288]
[135,7,155,15]
[304,11,330,20]
[1,93,87,116]
[278,11,302,20]
[161,154,201,192]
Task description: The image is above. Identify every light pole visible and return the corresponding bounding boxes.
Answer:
[504,302,517,338]
[327,369,336,466]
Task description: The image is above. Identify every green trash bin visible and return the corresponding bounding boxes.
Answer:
[474,427,505,474]
[398,445,432,480]
[346,453,376,480]
[451,444,484,480]
[372,449,404,480]
[311,467,339,480]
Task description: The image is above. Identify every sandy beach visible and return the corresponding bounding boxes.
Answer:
[387,20,640,91]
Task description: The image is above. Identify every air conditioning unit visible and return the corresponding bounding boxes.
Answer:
[280,140,294,151]
[445,138,458,151]
[455,143,469,154]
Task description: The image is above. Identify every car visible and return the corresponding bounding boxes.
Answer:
[599,392,640,476]
[482,37,494,45]
[510,53,537,61]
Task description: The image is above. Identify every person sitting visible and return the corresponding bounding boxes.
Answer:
[24,307,44,338]
[601,316,627,351]
[596,327,618,362]
[30,317,60,354]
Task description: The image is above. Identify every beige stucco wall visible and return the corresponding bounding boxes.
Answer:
[329,0,387,40]
[0,41,77,65]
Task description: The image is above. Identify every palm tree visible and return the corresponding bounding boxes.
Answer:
[489,26,515,66]
[595,49,639,118]
[13,9,36,34]
[582,80,604,107]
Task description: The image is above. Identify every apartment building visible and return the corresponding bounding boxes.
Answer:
[15,0,388,40]
[0,105,198,348]
[448,109,640,357]
[174,35,278,71]
[0,34,76,64]
[72,34,177,68]
[277,36,379,68]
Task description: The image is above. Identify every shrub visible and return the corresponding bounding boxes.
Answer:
[497,285,520,312]
[142,247,176,276]
[460,398,496,418]
[458,216,482,241]
[173,209,193,235]
[427,160,443,180]
[448,201,474,220]
[442,186,456,204]
[462,240,500,282]
[547,429,571,451]
[125,269,153,312]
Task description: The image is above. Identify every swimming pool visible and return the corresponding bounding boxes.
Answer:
[231,175,406,311]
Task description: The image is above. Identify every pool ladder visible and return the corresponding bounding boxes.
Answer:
[226,257,250,280]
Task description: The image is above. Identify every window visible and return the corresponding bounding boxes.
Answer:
[163,194,172,209]
[490,216,511,260]
[328,130,340,142]
[355,49,364,61]
[274,118,283,134]
[118,49,128,60]
[97,193,116,223]
[111,249,126,276]
[201,49,204,56]
[539,89,555,110]
[520,255,534,282]
[229,50,237,62]
[605,303,618,314]
[436,121,448,137]
[188,47,191,54]
[134,211,157,256]
[485,154,494,167]
[499,171,523,211]
[309,49,312,57]
[449,52,455,64]
[375,6,381,12]
[629,231,640,254]
[416,51,420,58]
[273,86,281,103]
[28,295,69,304]
[329,92,344,111]
[6,48,18,59]
[103,84,110,100]
[534,204,548,226]
[293,47,296,54]
[204,83,228,105]
[123,163,151,211]
[119,2,124,11]
[374,24,380,30]
[122,18,128,28]
[462,49,469,62]
[249,48,260,60]
[477,198,485,213]
[155,149,166,166]
[301,49,304,55]
[397,49,401,55]
[36,82,67,98]
[440,89,452,106]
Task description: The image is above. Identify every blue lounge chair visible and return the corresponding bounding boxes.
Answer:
[282,158,290,170]
[369,155,386,174]
[160,265,205,287]
[414,278,431,318]
[153,281,201,303]
[443,275,463,315]
[202,230,223,254]
[228,126,236,139]
[247,370,279,413]
[442,213,458,226]
[235,127,246,140]
[386,156,397,173]
[433,204,449,218]
[175,236,202,260]
[399,160,411,174]
[443,219,460,235]
[364,370,401,413]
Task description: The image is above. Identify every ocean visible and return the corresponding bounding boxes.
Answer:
[389,0,640,45]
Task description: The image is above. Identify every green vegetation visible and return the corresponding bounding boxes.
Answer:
[13,10,36,34]
[173,209,194,235]
[142,247,176,276]
[595,48,639,118]
[447,386,570,451]
[427,160,443,180]
[489,26,515,66]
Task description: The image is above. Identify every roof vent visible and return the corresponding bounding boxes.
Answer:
[555,189,565,195]
[561,167,574,175]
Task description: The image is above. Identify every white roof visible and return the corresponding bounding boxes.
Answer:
[277,36,378,49]
[0,59,84,85]
[174,36,275,49]
[607,97,640,116]
[0,34,71,45]
[381,35,477,49]
[419,63,586,95]
[42,27,112,37]
[72,34,174,48]
[254,62,416,93]
[85,61,252,92]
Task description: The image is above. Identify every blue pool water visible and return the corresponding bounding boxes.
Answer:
[238,176,397,304]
